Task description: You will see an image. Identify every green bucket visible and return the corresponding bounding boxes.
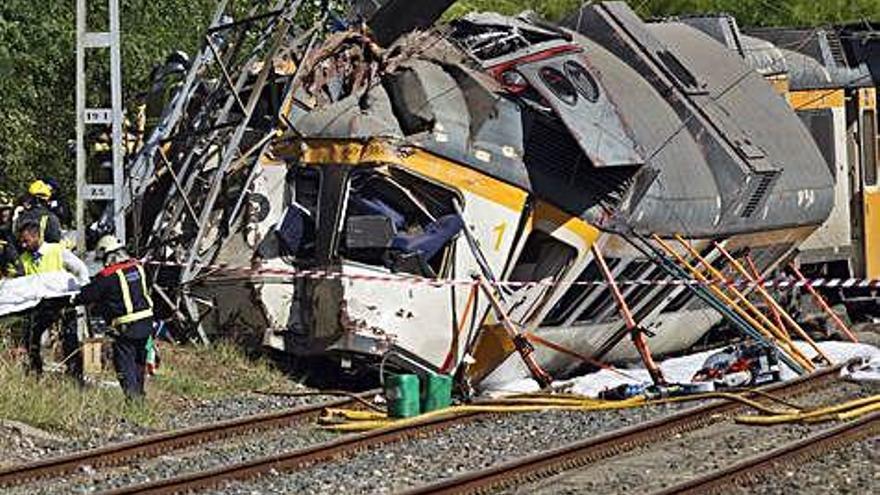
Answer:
[385,374,421,418]
[421,373,453,412]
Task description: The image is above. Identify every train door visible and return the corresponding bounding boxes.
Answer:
[858,88,880,278]
[466,200,598,384]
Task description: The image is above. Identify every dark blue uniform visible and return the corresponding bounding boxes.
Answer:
[75,259,154,399]
[0,227,22,277]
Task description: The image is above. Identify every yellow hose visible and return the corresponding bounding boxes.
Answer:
[319,399,649,431]
[735,395,880,425]
[318,390,801,432]
[319,389,880,432]
[835,401,880,421]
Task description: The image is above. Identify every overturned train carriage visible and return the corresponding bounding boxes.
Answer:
[153,2,834,387]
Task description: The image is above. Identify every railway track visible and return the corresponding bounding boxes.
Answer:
[398,364,846,495]
[90,364,844,494]
[652,411,880,495]
[0,390,379,487]
[0,364,848,494]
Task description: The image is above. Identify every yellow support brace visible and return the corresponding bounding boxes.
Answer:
[712,241,832,365]
[651,235,814,372]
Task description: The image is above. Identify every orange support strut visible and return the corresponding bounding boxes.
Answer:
[745,253,788,339]
[591,244,666,386]
[789,263,859,343]
[712,242,832,365]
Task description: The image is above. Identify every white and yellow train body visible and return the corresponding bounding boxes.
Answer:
[182,3,839,386]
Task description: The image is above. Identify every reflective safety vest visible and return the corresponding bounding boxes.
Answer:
[39,214,48,239]
[20,243,65,275]
[108,262,154,327]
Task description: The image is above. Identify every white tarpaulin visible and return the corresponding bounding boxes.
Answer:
[0,273,82,317]
[485,341,880,397]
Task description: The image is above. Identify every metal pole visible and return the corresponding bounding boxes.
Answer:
[109,0,125,240]
[591,244,666,386]
[75,0,86,255]
[712,241,832,365]
[789,262,859,343]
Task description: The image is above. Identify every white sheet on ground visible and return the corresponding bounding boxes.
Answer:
[841,354,880,382]
[0,273,82,317]
[483,341,880,397]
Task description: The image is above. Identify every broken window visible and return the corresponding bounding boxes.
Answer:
[544,259,601,325]
[338,167,462,277]
[539,66,578,106]
[274,166,320,260]
[509,231,577,283]
[564,61,599,102]
[505,230,577,321]
[574,258,642,323]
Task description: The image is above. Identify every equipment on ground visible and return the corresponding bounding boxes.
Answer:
[385,373,421,418]
[693,343,782,388]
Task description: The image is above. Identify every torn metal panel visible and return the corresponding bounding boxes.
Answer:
[293,84,404,138]
[366,0,458,47]
[514,51,645,167]
[563,2,832,237]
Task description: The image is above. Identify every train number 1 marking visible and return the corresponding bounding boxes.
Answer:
[493,222,507,251]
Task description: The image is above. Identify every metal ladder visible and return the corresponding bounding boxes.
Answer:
[75,0,125,252]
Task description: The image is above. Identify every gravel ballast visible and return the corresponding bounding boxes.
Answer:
[216,381,875,495]
[733,435,879,495]
[515,382,878,495]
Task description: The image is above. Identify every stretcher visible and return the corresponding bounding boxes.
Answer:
[0,272,81,317]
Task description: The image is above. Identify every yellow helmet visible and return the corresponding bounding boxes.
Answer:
[28,180,52,200]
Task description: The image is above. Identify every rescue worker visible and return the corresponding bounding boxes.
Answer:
[74,236,155,400]
[0,191,23,277]
[40,177,71,227]
[18,221,90,379]
[16,180,62,243]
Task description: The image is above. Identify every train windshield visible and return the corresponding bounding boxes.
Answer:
[337,167,463,278]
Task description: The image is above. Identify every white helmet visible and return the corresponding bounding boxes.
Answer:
[95,235,125,261]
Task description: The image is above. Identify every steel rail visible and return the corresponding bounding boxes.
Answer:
[99,364,842,495]
[397,364,844,495]
[100,411,485,495]
[652,411,880,495]
[0,390,379,487]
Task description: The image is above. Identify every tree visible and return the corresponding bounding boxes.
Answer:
[2,1,878,197]
[0,0,218,198]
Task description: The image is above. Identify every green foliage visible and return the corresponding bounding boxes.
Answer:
[0,0,218,198]
[445,0,880,24]
[0,353,159,434]
[2,0,879,197]
[0,336,292,435]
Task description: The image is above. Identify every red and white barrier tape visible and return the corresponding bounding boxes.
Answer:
[142,260,880,290]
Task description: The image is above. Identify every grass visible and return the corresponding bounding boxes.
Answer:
[150,340,290,401]
[0,351,156,435]
[0,326,296,437]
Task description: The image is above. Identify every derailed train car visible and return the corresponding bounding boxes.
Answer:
[675,16,880,319]
[140,2,835,387]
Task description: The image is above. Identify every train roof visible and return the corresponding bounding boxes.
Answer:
[746,26,875,90]
[290,1,832,238]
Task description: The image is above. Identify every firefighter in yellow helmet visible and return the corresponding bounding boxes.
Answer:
[16,180,62,243]
[17,220,90,380]
[74,236,155,399]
